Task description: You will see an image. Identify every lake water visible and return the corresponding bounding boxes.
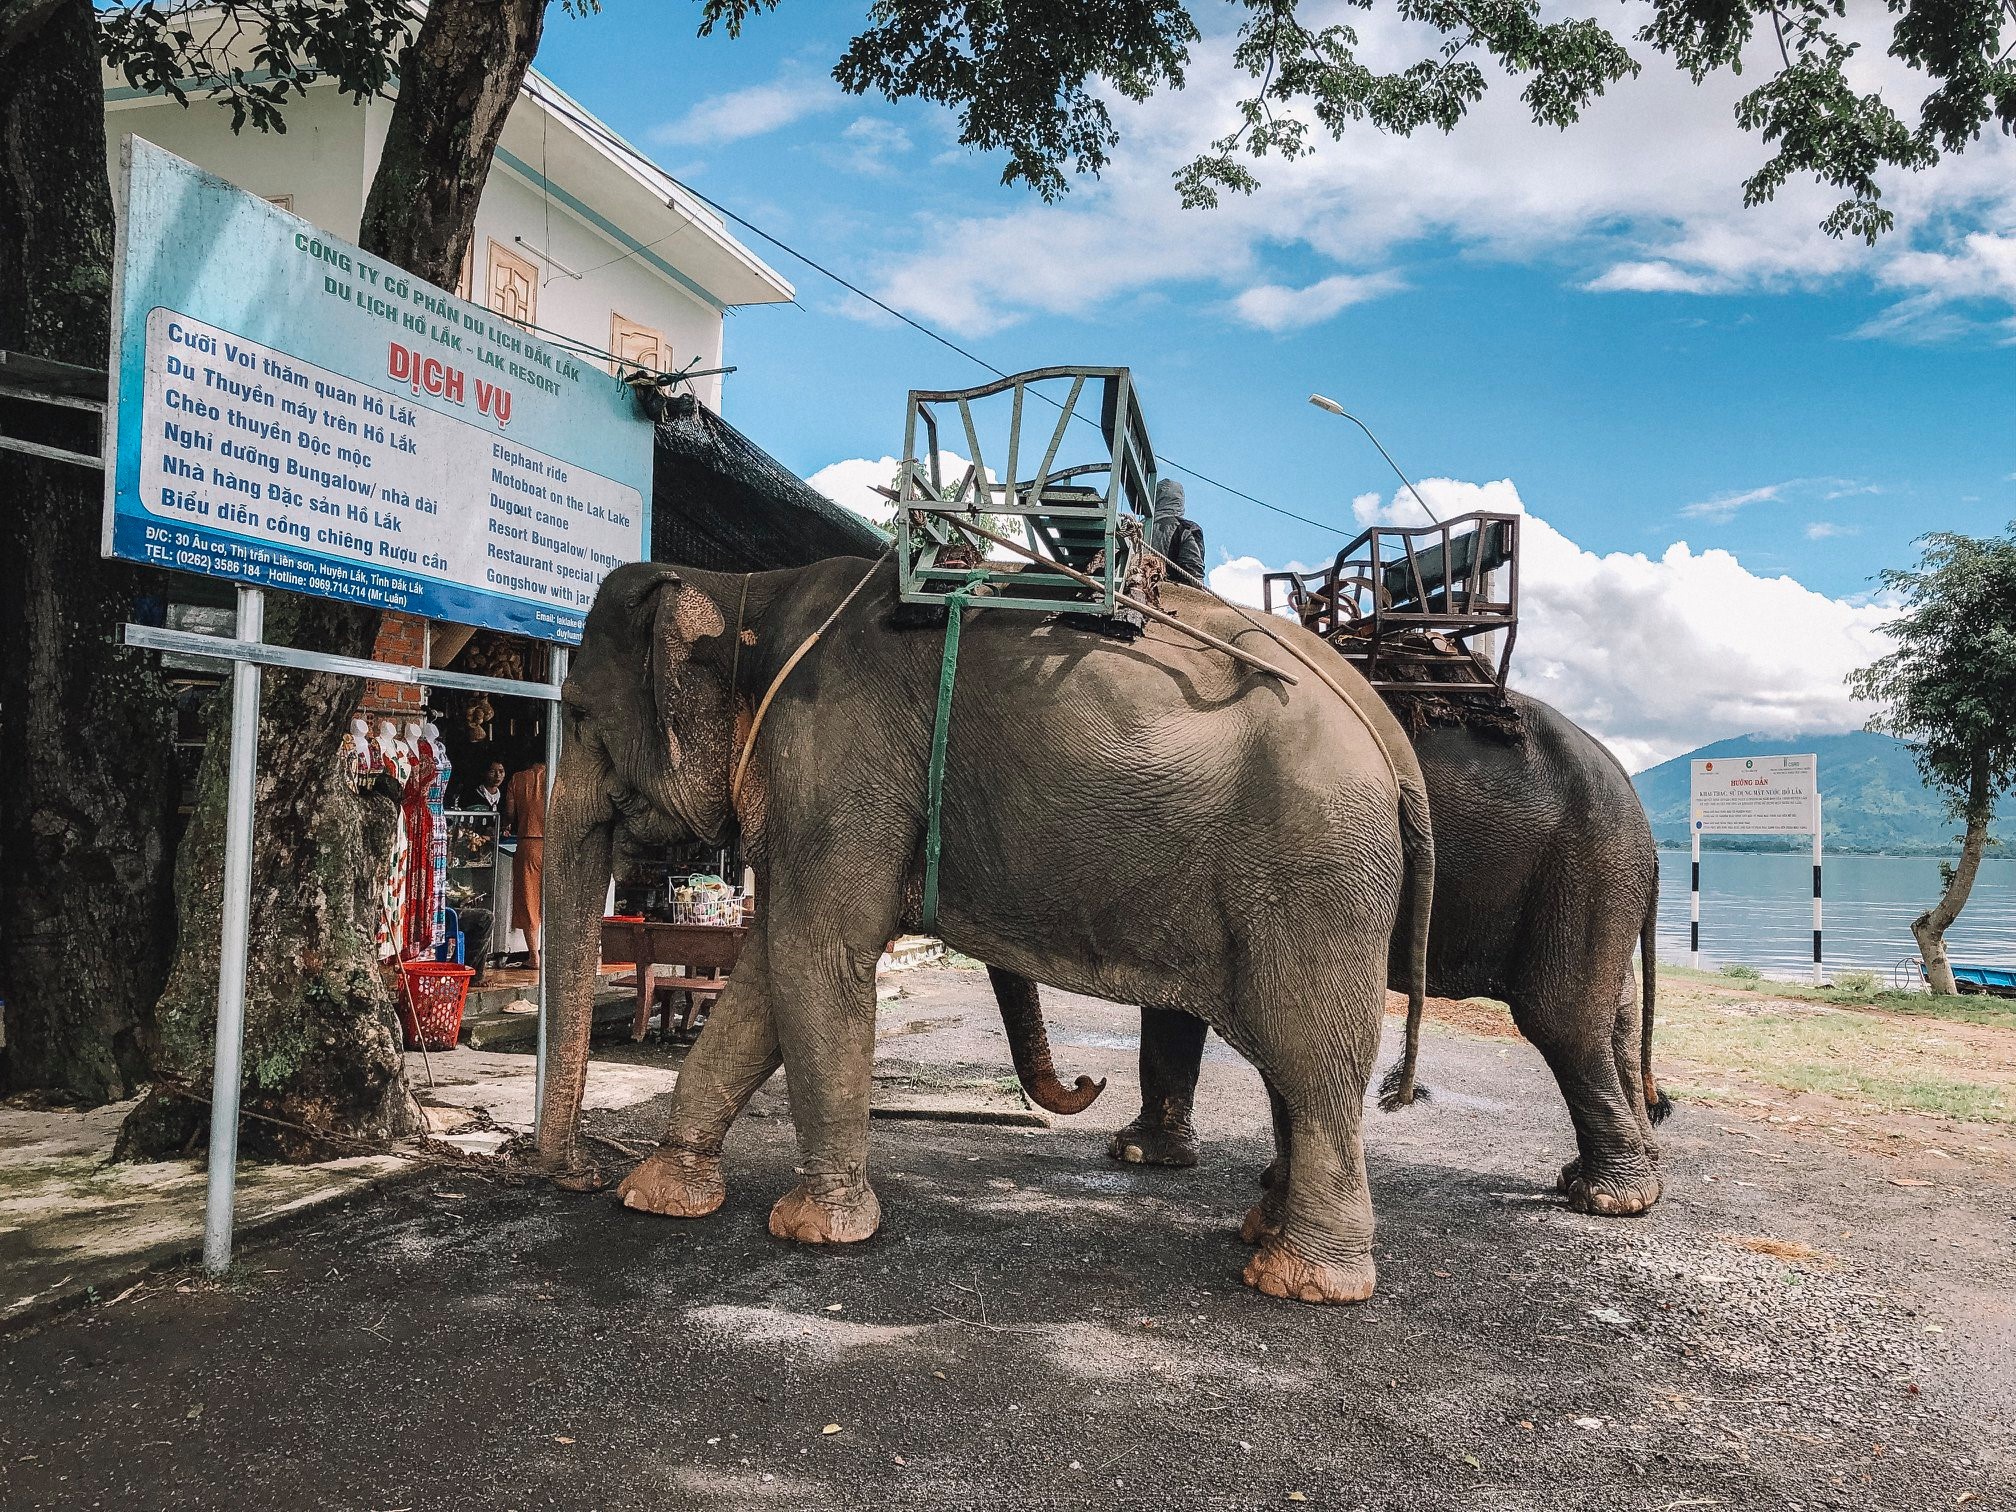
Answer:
[1655,847,2016,986]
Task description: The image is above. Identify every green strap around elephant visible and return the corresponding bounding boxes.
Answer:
[921,573,990,932]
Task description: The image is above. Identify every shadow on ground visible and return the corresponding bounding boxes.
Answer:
[2,970,2009,1510]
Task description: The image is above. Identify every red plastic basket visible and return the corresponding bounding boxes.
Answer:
[397,961,475,1052]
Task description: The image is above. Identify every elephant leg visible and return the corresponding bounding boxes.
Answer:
[1242,1083,1379,1304]
[1239,994,1381,1305]
[618,929,781,1219]
[759,871,900,1246]
[1109,1005,1207,1167]
[1240,1084,1293,1245]
[1511,975,1662,1216]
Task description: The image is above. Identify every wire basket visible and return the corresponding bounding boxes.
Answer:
[397,961,475,1051]
[668,875,744,926]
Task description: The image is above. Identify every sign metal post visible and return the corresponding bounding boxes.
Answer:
[201,585,264,1273]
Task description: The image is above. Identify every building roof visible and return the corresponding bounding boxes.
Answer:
[504,69,793,311]
[102,24,794,312]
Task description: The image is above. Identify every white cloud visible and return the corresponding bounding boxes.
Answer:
[807,453,1027,556]
[1680,483,1785,521]
[831,117,914,175]
[1207,553,1319,609]
[1804,521,1860,539]
[1582,261,1726,295]
[853,4,2016,338]
[1258,477,1895,771]
[1229,271,1405,331]
[651,74,841,147]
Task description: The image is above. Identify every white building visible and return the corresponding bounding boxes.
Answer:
[103,63,793,412]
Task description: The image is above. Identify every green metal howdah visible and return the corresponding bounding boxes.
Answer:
[894,366,1159,615]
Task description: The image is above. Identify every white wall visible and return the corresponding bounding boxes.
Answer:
[107,89,369,237]
[469,163,726,410]
[105,90,727,408]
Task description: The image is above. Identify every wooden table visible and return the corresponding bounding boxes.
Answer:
[601,918,750,1041]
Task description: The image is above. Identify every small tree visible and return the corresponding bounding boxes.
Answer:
[1849,526,2016,996]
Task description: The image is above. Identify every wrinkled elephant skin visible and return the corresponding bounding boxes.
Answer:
[1101,691,1667,1215]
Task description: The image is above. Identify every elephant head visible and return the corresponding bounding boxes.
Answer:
[533,562,1101,1175]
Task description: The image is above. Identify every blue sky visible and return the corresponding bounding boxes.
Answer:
[534,1,2012,766]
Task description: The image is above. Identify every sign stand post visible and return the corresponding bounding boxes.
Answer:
[1811,786,1824,987]
[534,646,567,1129]
[1689,827,1701,970]
[201,585,264,1274]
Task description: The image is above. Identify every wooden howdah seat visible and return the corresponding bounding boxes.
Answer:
[1264,510,1521,698]
[600,917,750,1041]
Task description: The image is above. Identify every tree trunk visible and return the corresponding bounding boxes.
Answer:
[1914,753,1992,998]
[119,0,550,1156]
[0,0,179,1103]
[360,0,549,288]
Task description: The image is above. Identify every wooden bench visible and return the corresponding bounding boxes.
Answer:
[600,918,750,1042]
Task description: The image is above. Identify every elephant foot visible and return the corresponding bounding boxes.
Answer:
[1558,1157,1662,1216]
[768,1181,881,1245]
[1107,1117,1200,1168]
[1243,1238,1377,1305]
[550,1164,612,1194]
[1239,1201,1286,1246]
[617,1148,726,1218]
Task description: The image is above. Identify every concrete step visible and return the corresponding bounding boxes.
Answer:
[460,987,633,1050]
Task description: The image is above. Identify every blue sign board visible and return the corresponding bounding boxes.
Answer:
[103,138,651,644]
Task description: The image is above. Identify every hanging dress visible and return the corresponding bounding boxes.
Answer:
[375,741,415,962]
[398,742,443,961]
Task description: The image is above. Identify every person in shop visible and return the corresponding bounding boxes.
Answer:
[502,760,546,973]
[459,758,507,812]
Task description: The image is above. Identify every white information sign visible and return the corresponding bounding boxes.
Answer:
[1689,753,1819,836]
[105,138,650,643]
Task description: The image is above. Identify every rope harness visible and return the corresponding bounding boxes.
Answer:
[920,573,989,931]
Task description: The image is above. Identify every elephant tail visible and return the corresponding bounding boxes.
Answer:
[1641,864,1672,1125]
[1378,781,1435,1113]
[988,966,1107,1115]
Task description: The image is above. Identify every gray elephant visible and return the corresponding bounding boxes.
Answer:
[1075,688,1665,1215]
[533,558,1433,1304]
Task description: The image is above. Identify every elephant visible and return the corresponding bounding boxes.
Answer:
[1063,687,1666,1215]
[533,556,1434,1304]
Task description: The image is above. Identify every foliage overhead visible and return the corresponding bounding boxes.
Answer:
[101,1,2013,238]
[1848,523,2016,823]
[713,0,2012,242]
[100,0,598,134]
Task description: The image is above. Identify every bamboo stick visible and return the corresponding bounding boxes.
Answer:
[935,515,1298,685]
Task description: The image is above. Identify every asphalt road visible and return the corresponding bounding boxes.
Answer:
[3,968,2010,1510]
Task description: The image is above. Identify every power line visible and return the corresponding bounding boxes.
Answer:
[544,107,1356,540]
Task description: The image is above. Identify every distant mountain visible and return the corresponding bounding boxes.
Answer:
[1632,731,1968,855]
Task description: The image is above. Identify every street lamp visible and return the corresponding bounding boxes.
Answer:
[1307,393,1439,524]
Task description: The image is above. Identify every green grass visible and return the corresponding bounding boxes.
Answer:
[1659,963,2016,1031]
[1656,983,2014,1124]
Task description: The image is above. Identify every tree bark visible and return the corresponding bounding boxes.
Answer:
[120,0,550,1156]
[0,0,179,1103]
[359,0,549,288]
[1914,752,1992,998]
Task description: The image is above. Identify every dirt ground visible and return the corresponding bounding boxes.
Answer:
[2,964,2011,1510]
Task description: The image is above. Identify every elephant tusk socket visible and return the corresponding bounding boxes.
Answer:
[936,515,1299,686]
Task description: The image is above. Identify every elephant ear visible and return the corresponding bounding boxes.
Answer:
[648,575,730,774]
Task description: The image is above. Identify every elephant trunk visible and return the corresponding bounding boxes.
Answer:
[986,966,1106,1115]
[533,736,614,1172]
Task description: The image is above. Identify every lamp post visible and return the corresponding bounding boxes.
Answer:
[1307,393,1440,525]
